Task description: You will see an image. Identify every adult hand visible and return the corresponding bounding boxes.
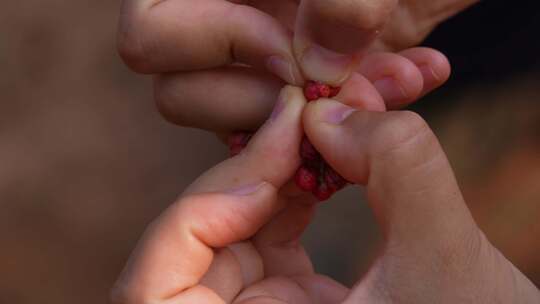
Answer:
[111,86,540,304]
[295,0,479,82]
[117,0,457,132]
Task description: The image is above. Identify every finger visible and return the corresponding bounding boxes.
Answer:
[334,50,451,110]
[119,0,302,84]
[155,67,386,133]
[234,275,348,304]
[200,242,263,303]
[399,47,451,98]
[253,193,317,277]
[155,67,284,132]
[303,99,479,254]
[184,85,306,194]
[199,247,245,302]
[155,52,442,132]
[357,52,423,109]
[347,49,450,110]
[294,0,398,85]
[111,86,306,304]
[333,73,386,112]
[292,275,349,304]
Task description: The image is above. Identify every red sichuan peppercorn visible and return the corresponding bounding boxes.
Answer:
[304,81,340,102]
[295,166,318,192]
[229,81,349,201]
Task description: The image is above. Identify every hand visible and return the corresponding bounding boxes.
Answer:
[111,86,540,304]
[294,0,479,83]
[117,0,456,132]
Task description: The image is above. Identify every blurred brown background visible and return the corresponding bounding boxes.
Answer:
[1,1,539,303]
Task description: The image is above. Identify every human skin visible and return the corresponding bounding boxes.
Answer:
[111,86,540,304]
[116,0,473,132]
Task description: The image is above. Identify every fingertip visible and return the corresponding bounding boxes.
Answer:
[399,47,451,95]
[233,85,307,185]
[303,99,344,151]
[266,55,305,86]
[153,67,284,132]
[183,85,306,197]
[335,73,387,112]
[303,98,352,130]
[294,39,359,85]
[358,52,424,109]
[303,99,369,184]
[293,0,398,85]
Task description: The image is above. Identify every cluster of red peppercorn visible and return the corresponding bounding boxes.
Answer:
[228,81,350,201]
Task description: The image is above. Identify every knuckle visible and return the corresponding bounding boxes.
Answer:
[370,110,431,156]
[178,193,251,244]
[172,195,203,223]
[313,0,398,29]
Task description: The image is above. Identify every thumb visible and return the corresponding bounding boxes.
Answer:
[294,0,398,85]
[111,86,306,304]
[303,99,478,253]
[303,100,540,304]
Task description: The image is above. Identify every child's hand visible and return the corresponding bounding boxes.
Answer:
[111,86,540,304]
[117,0,456,132]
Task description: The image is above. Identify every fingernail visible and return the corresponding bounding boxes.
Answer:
[322,103,356,125]
[418,65,440,89]
[266,55,297,84]
[225,182,266,196]
[270,92,286,121]
[300,43,355,85]
[373,77,408,102]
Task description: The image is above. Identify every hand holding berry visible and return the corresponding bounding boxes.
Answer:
[118,0,457,133]
[229,81,347,201]
[111,87,540,304]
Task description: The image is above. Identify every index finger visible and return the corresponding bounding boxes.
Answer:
[111,86,306,304]
[118,0,302,84]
